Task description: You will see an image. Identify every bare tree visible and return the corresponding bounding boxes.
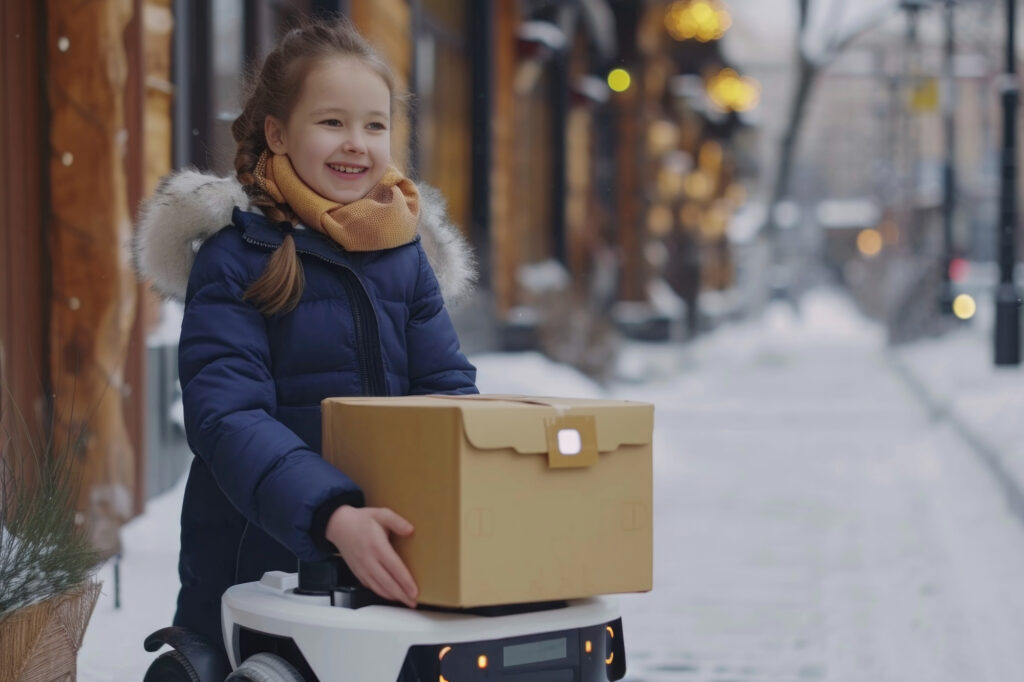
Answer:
[765,0,900,237]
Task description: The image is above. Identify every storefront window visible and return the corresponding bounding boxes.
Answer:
[210,0,245,175]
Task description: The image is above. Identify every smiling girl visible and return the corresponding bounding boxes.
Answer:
[134,17,477,651]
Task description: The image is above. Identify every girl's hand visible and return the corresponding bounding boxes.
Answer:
[325,505,419,608]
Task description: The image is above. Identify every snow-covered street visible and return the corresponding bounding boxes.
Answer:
[78,290,1024,681]
[610,294,1024,681]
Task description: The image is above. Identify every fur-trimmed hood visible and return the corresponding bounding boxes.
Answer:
[133,169,476,306]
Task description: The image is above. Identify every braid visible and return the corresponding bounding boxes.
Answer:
[232,96,291,224]
[231,14,399,315]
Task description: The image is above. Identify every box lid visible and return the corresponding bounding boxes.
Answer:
[324,395,653,456]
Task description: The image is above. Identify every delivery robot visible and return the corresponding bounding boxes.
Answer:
[143,559,629,681]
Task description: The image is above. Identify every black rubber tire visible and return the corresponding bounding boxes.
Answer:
[143,649,202,682]
[225,652,306,682]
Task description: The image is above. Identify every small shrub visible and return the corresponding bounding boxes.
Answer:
[0,395,98,621]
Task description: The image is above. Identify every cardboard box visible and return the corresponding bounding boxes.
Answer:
[321,395,653,608]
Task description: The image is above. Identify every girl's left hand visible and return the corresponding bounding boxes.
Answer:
[325,504,419,608]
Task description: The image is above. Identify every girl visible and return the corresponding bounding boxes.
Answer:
[134,17,478,650]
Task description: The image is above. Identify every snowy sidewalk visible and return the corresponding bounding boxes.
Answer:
[890,308,1024,522]
[607,291,1024,681]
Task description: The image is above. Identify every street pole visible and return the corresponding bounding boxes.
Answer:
[901,0,926,255]
[995,0,1021,365]
[939,0,957,314]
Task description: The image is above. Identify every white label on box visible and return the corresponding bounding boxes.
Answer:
[557,429,582,455]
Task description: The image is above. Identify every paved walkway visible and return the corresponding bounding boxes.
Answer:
[611,297,1024,682]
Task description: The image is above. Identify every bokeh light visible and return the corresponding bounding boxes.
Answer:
[952,294,977,320]
[608,68,632,92]
[706,68,760,112]
[857,228,883,257]
[665,0,732,43]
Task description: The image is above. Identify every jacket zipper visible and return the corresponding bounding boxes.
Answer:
[243,234,388,396]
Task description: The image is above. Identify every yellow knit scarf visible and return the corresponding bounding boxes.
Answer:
[254,151,419,251]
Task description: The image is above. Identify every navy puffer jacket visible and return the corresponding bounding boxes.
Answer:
[134,171,478,648]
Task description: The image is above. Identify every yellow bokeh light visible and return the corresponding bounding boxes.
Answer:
[699,140,723,173]
[477,654,489,669]
[608,68,631,92]
[647,204,674,236]
[857,228,883,257]
[952,294,977,320]
[707,68,761,113]
[665,0,732,42]
[647,120,680,156]
[683,171,714,201]
[699,204,729,240]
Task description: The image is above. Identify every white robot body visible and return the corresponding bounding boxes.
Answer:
[222,571,627,680]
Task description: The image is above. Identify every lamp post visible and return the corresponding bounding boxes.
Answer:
[995,0,1021,365]
[939,0,957,315]
[900,0,928,255]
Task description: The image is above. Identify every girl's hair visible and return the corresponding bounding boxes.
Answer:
[232,15,399,315]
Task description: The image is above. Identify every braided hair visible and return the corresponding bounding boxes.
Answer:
[232,15,399,315]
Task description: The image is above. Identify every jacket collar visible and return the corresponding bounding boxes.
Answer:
[133,169,475,305]
[232,207,421,267]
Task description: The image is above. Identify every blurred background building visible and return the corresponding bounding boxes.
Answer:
[1,0,1020,555]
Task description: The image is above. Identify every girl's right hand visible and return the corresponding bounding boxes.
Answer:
[325,505,419,608]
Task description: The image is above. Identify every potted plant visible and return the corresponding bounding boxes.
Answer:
[0,401,101,681]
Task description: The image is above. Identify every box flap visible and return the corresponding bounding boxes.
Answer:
[323,395,654,455]
[444,396,654,455]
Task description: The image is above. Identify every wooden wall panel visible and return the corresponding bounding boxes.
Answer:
[566,106,592,287]
[350,0,412,173]
[124,0,147,517]
[491,0,519,316]
[616,83,644,302]
[47,0,138,556]
[437,44,471,230]
[1,2,47,458]
[515,75,554,265]
[143,0,174,197]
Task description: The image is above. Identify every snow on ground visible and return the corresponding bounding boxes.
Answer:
[890,305,1024,499]
[608,289,1024,682]
[79,474,186,681]
[77,288,1024,681]
[472,351,606,398]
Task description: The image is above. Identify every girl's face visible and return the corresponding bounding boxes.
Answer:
[265,57,392,205]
